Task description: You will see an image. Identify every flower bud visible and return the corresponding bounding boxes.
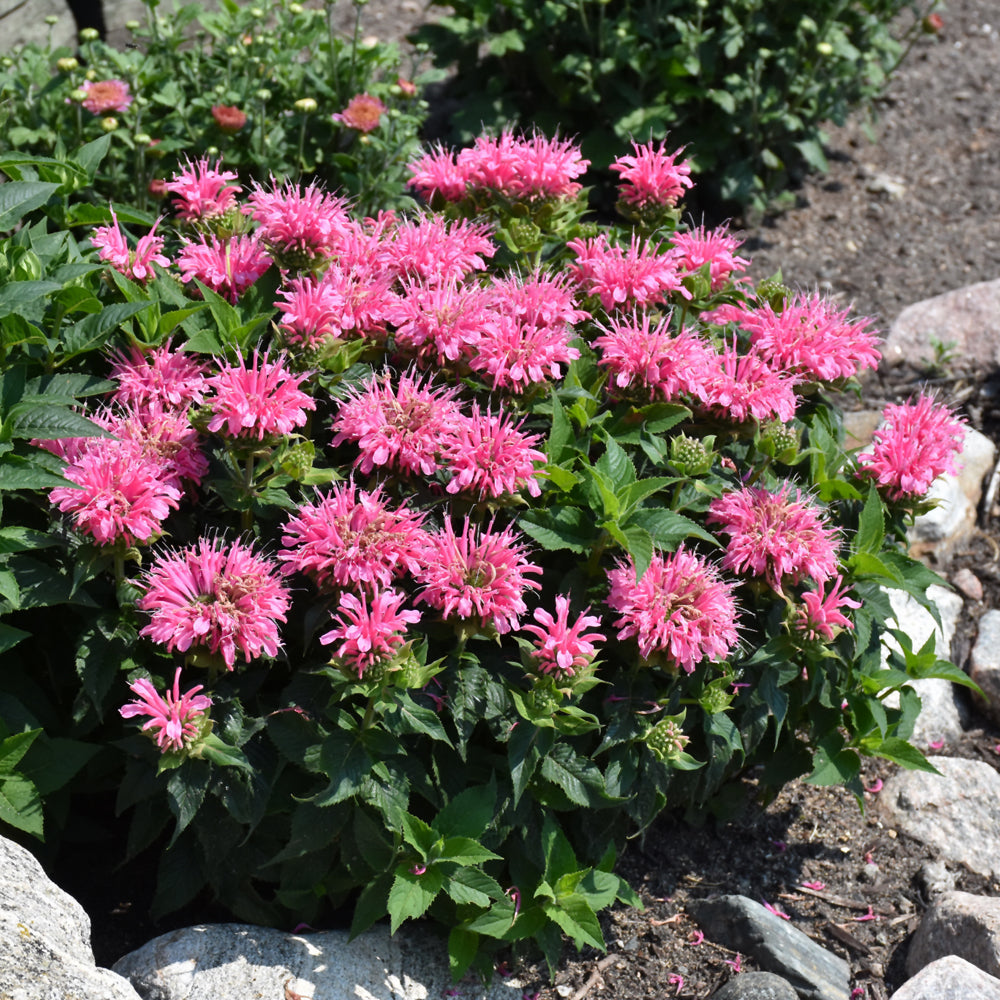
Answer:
[100,116,119,132]
[816,41,834,56]
[288,2,303,11]
[45,13,59,24]
[226,45,240,56]
[134,132,153,146]
[294,97,318,113]
[79,26,100,41]
[922,12,944,33]
[645,715,690,764]
[206,145,219,157]
[125,19,140,30]
[249,6,264,16]
[69,87,89,103]
[669,434,714,476]
[56,57,79,73]
[255,88,272,102]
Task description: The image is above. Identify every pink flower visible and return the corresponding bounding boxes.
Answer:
[416,518,542,635]
[708,483,840,592]
[91,208,169,283]
[700,341,799,424]
[109,340,209,412]
[49,438,181,546]
[593,311,714,403]
[120,668,212,752]
[795,575,860,641]
[864,778,884,794]
[111,405,208,489]
[177,233,271,303]
[521,596,604,679]
[247,178,352,265]
[407,144,468,203]
[205,351,315,441]
[211,104,247,133]
[713,293,881,382]
[278,483,429,592]
[138,536,291,669]
[164,157,241,222]
[330,370,463,477]
[670,224,750,291]
[319,588,421,678]
[390,216,496,286]
[566,233,689,312]
[857,394,966,500]
[455,128,590,201]
[442,406,546,499]
[387,280,491,365]
[688,930,705,946]
[332,93,387,132]
[610,139,693,210]
[80,78,133,114]
[606,547,739,671]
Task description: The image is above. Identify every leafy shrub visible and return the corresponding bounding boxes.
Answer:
[0,0,427,214]
[411,0,939,212]
[0,131,971,982]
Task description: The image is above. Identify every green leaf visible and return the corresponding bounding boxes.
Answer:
[60,302,154,359]
[349,872,393,939]
[8,405,114,441]
[312,729,374,806]
[869,737,941,773]
[540,742,608,807]
[381,691,453,745]
[197,733,252,770]
[0,729,42,776]
[517,506,595,553]
[20,736,99,794]
[621,525,653,581]
[388,866,444,932]
[0,454,73,491]
[448,927,480,982]
[853,485,885,555]
[71,134,111,179]
[626,507,716,547]
[0,280,62,318]
[0,181,60,231]
[400,811,437,856]
[434,782,498,840]
[0,623,30,654]
[0,774,43,838]
[547,391,572,465]
[438,836,502,865]
[541,812,578,880]
[445,867,502,908]
[166,763,210,840]
[543,893,605,950]
[596,436,635,490]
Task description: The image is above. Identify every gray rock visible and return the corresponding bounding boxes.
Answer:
[710,971,799,1000]
[882,586,968,745]
[891,954,1000,1000]
[113,922,526,1000]
[884,278,1000,370]
[971,609,1000,725]
[688,895,849,1000]
[906,890,1000,978]
[917,860,956,898]
[876,756,1000,880]
[0,835,142,1000]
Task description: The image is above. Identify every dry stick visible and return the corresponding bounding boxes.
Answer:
[790,885,878,911]
[571,953,618,1000]
[825,921,872,956]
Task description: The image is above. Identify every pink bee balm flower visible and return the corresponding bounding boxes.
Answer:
[91,208,170,283]
[109,340,209,412]
[177,233,272,303]
[319,588,422,678]
[49,438,181,546]
[120,668,212,753]
[247,178,352,265]
[205,351,315,441]
[80,78,133,114]
[139,537,291,669]
[701,341,799,424]
[332,93,387,132]
[416,518,542,635]
[708,482,840,592]
[521,595,605,679]
[331,370,463,477]
[278,483,429,592]
[407,144,469,203]
[111,405,208,490]
[390,215,496,286]
[593,311,714,403]
[442,405,546,499]
[566,233,689,312]
[795,575,860,642]
[606,547,739,672]
[670,224,750,291]
[164,157,241,222]
[857,394,966,500]
[609,138,693,209]
[386,280,492,365]
[712,293,881,382]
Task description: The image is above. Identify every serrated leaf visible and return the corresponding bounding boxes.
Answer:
[870,737,941,773]
[60,301,153,359]
[0,181,60,231]
[543,894,605,950]
[540,743,608,807]
[166,762,210,840]
[435,781,498,840]
[312,729,374,806]
[400,811,437,855]
[9,405,114,441]
[448,927,480,982]
[349,873,393,940]
[626,507,716,547]
[622,525,653,580]
[0,623,30,654]
[0,280,62,318]
[439,836,502,866]
[445,867,502,908]
[0,774,43,837]
[853,485,885,555]
[0,729,42,776]
[517,506,595,553]
[388,867,444,932]
[596,436,635,490]
[382,691,453,746]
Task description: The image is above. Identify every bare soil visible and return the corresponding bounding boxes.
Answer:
[50,1,1000,996]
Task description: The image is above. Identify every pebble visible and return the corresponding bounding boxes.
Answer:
[951,566,984,601]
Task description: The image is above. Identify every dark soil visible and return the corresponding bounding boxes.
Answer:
[52,1,1000,997]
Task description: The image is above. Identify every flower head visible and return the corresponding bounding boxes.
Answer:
[795,575,861,642]
[331,370,463,477]
[857,394,966,500]
[701,341,799,424]
[138,536,291,669]
[279,483,429,592]
[386,280,491,365]
[165,157,241,222]
[91,209,169,283]
[80,78,132,114]
[211,104,247,133]
[205,350,315,441]
[108,340,209,412]
[521,595,605,679]
[609,139,693,210]
[177,233,271,303]
[333,93,387,132]
[671,224,750,291]
[247,178,352,265]
[416,518,542,635]
[319,588,421,678]
[120,668,212,752]
[49,437,181,546]
[389,215,496,286]
[708,482,840,591]
[407,144,468,203]
[606,547,739,671]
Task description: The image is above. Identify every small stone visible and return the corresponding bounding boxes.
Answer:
[858,863,880,883]
[971,609,1000,725]
[892,954,1000,1000]
[918,860,957,897]
[555,985,573,997]
[951,567,984,601]
[906,891,1000,978]
[710,971,799,999]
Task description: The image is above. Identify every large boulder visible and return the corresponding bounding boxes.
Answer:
[0,834,142,1000]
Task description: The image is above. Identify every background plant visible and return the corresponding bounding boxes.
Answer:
[0,131,973,983]
[411,0,941,213]
[0,0,427,215]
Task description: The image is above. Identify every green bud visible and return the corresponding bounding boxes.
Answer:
[69,87,89,103]
[255,88,272,102]
[226,45,240,56]
[760,420,799,463]
[249,6,264,16]
[816,41,834,56]
[100,116,119,132]
[288,1,304,11]
[669,433,714,476]
[294,97,318,113]
[645,714,690,763]
[798,16,817,32]
[56,57,79,73]
[79,26,100,41]
[134,132,153,146]
[206,145,219,157]
[125,19,141,30]
[44,13,59,24]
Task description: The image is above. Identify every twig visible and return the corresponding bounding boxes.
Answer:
[787,885,873,911]
[571,953,617,1000]
[824,922,872,956]
[0,0,28,19]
